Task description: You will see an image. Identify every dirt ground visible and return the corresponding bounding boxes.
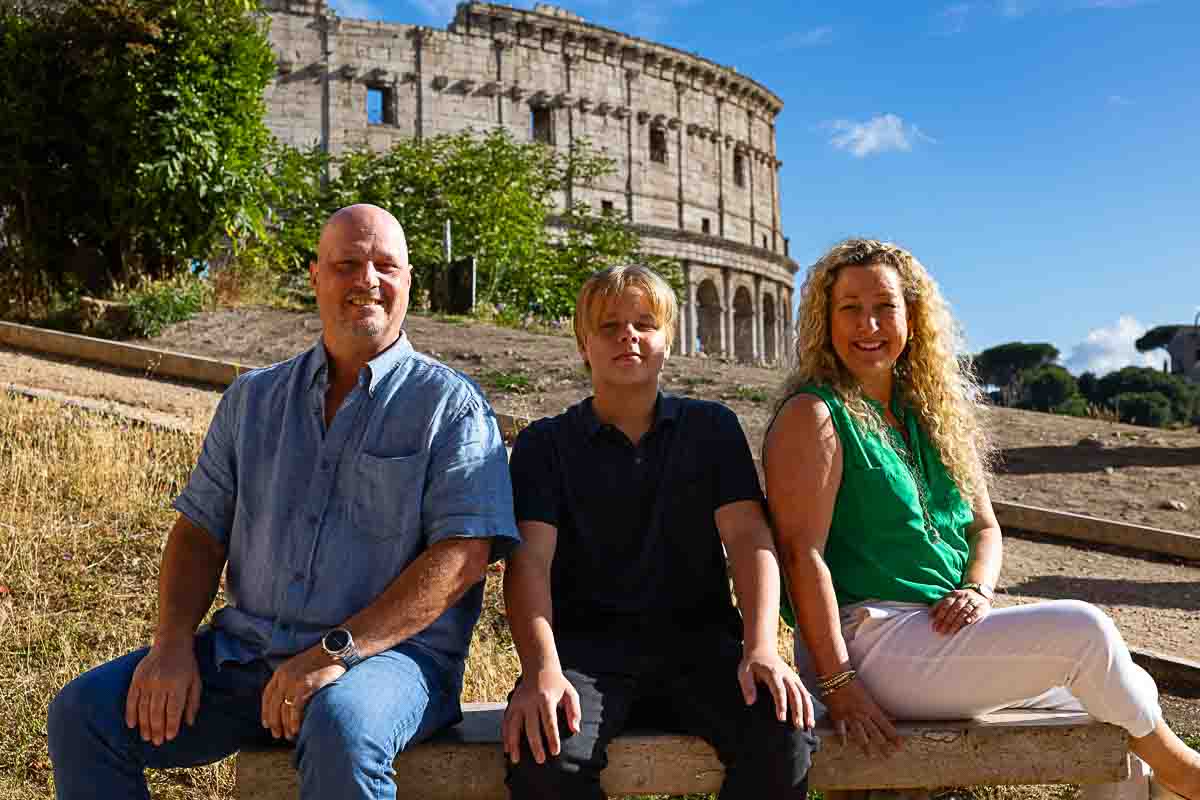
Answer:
[3,307,1198,674]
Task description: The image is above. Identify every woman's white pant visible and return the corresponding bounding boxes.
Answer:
[794,599,1161,795]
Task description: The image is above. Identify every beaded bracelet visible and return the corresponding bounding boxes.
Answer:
[817,669,857,697]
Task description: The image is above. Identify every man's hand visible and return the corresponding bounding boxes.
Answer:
[737,648,815,730]
[260,647,346,741]
[502,669,582,765]
[124,638,202,746]
[930,588,992,635]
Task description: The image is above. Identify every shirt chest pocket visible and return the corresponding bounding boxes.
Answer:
[351,452,428,539]
[838,465,923,534]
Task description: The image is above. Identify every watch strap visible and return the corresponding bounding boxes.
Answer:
[960,581,995,602]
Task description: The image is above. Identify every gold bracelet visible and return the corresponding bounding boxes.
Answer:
[819,671,858,698]
[821,674,858,698]
[817,669,857,694]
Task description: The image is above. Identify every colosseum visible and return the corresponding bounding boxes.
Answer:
[263,0,797,363]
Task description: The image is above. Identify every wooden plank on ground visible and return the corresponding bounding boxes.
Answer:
[0,321,249,387]
[994,501,1200,562]
[235,705,1130,799]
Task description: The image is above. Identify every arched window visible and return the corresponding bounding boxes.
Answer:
[649,127,668,164]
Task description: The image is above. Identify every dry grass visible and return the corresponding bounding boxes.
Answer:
[0,391,231,798]
[0,390,519,799]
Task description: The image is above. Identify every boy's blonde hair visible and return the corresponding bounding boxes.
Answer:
[573,265,678,368]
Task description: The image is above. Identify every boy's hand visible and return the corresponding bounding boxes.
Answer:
[502,669,582,765]
[737,648,815,730]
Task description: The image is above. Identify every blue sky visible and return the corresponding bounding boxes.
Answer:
[329,0,1199,376]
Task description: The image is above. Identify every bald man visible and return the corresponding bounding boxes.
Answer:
[49,205,519,800]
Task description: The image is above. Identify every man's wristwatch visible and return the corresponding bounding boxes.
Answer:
[960,582,995,602]
[321,628,364,669]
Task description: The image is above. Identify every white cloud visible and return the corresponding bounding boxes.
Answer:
[776,25,834,49]
[329,0,384,19]
[937,3,973,34]
[1064,316,1160,375]
[1080,0,1152,7]
[999,0,1152,14]
[403,0,458,21]
[826,114,935,158]
[998,0,1037,16]
[1107,94,1133,106]
[625,0,698,38]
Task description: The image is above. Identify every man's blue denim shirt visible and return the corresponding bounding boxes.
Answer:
[174,333,519,677]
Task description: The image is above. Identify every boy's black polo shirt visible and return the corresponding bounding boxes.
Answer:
[509,393,763,664]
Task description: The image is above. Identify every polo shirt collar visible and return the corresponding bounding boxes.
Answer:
[580,391,681,439]
[304,332,414,395]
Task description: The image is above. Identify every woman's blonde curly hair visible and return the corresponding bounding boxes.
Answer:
[777,238,993,500]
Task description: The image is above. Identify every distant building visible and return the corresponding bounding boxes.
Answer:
[1165,326,1200,383]
[260,0,797,363]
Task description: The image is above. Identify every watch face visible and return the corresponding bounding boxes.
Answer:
[324,629,350,652]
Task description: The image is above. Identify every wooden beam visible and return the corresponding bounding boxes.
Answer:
[0,321,248,388]
[994,501,1200,562]
[236,705,1129,799]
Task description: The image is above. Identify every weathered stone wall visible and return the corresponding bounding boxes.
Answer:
[261,0,797,362]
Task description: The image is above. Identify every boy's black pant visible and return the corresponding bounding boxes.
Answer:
[505,635,818,800]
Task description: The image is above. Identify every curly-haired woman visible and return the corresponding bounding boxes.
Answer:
[764,239,1198,799]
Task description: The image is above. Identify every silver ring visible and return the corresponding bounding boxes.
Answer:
[283,697,295,707]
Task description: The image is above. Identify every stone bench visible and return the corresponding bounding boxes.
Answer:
[236,702,1133,799]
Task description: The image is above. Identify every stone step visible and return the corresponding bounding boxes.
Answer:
[235,704,1131,799]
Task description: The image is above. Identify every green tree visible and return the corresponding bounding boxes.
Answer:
[973,342,1060,406]
[254,131,676,319]
[1021,364,1078,413]
[0,0,275,314]
[1095,366,1199,426]
[1135,325,1183,354]
[1111,391,1173,428]
[1077,371,1101,405]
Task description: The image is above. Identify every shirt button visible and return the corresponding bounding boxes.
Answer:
[635,457,643,465]
[320,460,330,470]
[307,515,318,526]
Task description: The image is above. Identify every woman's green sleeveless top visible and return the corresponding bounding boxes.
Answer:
[779,384,974,624]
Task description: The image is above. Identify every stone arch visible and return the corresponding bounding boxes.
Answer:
[733,285,754,363]
[696,279,722,355]
[762,292,777,364]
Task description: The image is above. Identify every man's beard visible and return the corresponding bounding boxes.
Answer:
[346,316,386,338]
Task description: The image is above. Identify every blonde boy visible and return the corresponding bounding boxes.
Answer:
[501,265,817,800]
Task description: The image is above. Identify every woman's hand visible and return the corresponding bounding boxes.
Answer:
[823,678,902,757]
[930,588,992,635]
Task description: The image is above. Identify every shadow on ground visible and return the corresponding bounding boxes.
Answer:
[997,445,1200,475]
[1006,576,1200,611]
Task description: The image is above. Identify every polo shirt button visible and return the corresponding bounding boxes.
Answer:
[634,457,642,465]
[320,460,330,470]
[308,515,318,526]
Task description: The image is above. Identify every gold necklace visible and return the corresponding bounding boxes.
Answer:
[885,425,940,543]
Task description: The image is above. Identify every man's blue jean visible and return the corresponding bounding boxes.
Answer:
[47,630,462,800]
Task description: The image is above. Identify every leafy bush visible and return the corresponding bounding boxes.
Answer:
[1021,364,1077,412]
[1076,371,1100,405]
[0,0,276,313]
[1096,367,1198,426]
[254,131,679,323]
[1054,396,1091,418]
[1110,391,1173,428]
[119,273,212,339]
